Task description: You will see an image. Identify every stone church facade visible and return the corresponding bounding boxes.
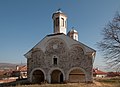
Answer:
[24,10,96,84]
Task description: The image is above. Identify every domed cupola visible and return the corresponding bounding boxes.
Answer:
[52,9,67,35]
[67,28,78,41]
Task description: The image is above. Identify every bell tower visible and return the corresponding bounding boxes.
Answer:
[67,27,79,41]
[52,9,67,35]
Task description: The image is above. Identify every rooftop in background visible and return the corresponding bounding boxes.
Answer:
[93,68,107,75]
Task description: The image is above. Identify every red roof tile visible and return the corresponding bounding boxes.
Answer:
[18,65,27,72]
[93,69,107,75]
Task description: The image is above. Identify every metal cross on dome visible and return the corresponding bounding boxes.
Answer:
[58,8,61,11]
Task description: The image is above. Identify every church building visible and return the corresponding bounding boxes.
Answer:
[24,10,96,84]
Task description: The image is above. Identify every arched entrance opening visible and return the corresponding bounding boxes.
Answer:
[32,70,44,84]
[69,68,85,83]
[51,70,63,83]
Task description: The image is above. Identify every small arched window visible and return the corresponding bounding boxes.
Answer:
[56,17,59,26]
[52,55,58,65]
[61,18,64,27]
[54,20,55,29]
[53,58,57,65]
[70,35,73,38]
[75,35,76,40]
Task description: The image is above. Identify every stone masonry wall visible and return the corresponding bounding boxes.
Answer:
[27,37,93,82]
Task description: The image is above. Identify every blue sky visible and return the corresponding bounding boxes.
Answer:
[0,0,120,71]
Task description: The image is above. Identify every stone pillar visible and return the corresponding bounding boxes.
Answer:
[85,54,94,83]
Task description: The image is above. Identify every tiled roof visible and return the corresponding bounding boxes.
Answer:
[0,78,16,83]
[107,72,120,77]
[17,65,27,72]
[0,70,5,75]
[93,69,107,75]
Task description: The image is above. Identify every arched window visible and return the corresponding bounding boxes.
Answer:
[70,35,73,38]
[53,58,57,65]
[52,55,58,65]
[56,17,59,26]
[75,35,76,40]
[65,21,67,28]
[61,18,64,27]
[54,20,55,29]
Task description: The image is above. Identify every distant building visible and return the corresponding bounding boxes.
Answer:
[93,68,107,78]
[12,65,27,79]
[107,72,120,77]
[0,70,5,76]
[24,10,96,84]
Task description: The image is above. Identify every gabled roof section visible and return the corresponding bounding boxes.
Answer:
[46,33,96,54]
[47,33,63,37]
[24,33,96,58]
[63,33,96,53]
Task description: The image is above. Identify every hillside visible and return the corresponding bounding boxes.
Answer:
[0,63,26,70]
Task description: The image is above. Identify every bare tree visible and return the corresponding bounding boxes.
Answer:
[97,12,120,71]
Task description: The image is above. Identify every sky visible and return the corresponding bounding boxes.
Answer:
[0,0,120,71]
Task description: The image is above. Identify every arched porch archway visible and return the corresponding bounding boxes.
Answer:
[67,67,86,83]
[30,68,46,84]
[51,70,63,83]
[48,68,65,83]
